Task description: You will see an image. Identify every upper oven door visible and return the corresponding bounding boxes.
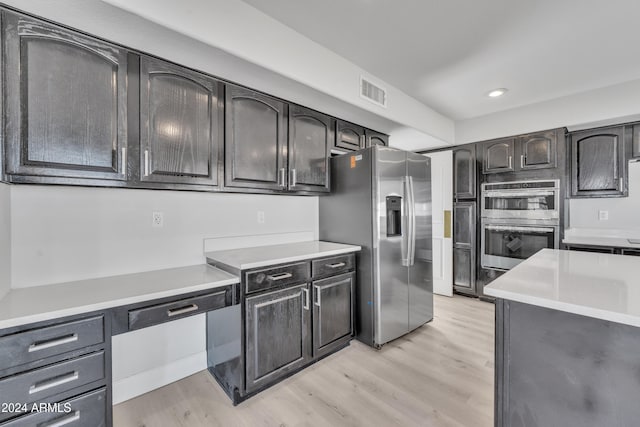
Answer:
[481,189,559,220]
[481,223,558,270]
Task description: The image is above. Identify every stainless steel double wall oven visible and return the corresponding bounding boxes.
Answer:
[480,180,560,270]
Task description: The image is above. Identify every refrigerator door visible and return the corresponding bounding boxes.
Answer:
[407,152,434,329]
[374,147,410,346]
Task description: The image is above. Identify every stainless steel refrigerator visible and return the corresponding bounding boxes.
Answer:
[319,146,433,348]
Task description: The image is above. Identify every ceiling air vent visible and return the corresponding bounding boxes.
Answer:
[360,76,387,108]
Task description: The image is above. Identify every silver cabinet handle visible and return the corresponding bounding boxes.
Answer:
[314,285,321,307]
[29,334,78,353]
[508,156,512,169]
[121,147,127,176]
[325,262,346,269]
[520,154,524,169]
[43,411,81,427]
[291,168,297,187]
[267,272,293,281]
[29,371,79,395]
[167,304,199,317]
[302,288,309,310]
[144,150,150,176]
[279,168,286,188]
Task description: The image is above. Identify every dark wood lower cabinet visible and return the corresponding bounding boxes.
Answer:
[245,283,312,392]
[453,248,475,294]
[207,253,357,404]
[312,272,354,358]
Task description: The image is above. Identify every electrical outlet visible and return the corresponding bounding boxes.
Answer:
[598,210,609,221]
[152,211,164,228]
[257,211,266,224]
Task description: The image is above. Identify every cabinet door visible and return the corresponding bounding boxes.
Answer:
[571,127,626,197]
[365,129,389,147]
[225,86,288,191]
[245,283,311,392]
[453,248,475,292]
[288,105,333,192]
[453,145,476,199]
[139,56,221,186]
[482,138,515,174]
[453,202,475,249]
[335,120,365,152]
[4,12,127,181]
[312,272,354,358]
[517,131,557,170]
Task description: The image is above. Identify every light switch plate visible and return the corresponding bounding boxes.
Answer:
[598,210,609,221]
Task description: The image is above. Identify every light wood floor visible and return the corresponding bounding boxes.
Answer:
[113,295,495,427]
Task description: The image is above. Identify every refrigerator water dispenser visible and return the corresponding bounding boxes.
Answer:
[386,196,402,236]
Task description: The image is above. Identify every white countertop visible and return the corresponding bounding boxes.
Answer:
[563,236,640,249]
[0,265,239,330]
[205,241,361,270]
[484,249,640,327]
[563,228,640,249]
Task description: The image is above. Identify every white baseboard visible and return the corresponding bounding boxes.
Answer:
[112,351,206,405]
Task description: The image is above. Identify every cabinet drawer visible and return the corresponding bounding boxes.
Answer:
[1,387,106,427]
[0,316,104,371]
[312,254,355,279]
[0,351,105,416]
[128,290,228,331]
[244,262,310,294]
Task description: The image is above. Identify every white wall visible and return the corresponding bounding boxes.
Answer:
[0,184,10,300]
[568,161,640,233]
[456,79,640,144]
[10,185,318,402]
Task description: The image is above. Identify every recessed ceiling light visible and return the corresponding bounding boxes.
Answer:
[487,88,508,98]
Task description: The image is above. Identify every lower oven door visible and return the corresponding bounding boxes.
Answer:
[481,223,558,270]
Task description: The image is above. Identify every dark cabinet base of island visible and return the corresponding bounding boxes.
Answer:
[206,254,356,405]
[495,299,640,427]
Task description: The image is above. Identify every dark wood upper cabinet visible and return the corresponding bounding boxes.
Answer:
[517,131,557,170]
[288,105,333,193]
[482,138,515,173]
[453,145,476,199]
[335,120,364,152]
[225,85,288,191]
[3,12,128,181]
[365,129,388,147]
[633,125,640,159]
[570,126,626,197]
[139,56,221,186]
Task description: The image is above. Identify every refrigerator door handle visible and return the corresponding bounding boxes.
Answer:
[407,175,417,266]
[401,177,410,266]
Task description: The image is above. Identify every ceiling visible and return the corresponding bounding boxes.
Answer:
[240,0,640,121]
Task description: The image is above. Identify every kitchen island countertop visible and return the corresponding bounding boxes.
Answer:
[484,248,640,327]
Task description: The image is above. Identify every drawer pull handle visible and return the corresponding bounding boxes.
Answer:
[267,272,293,281]
[43,411,80,427]
[29,371,79,395]
[29,334,79,353]
[326,262,346,269]
[167,304,199,317]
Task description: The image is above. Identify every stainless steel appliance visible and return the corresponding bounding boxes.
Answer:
[319,146,433,348]
[481,179,560,270]
[481,179,560,220]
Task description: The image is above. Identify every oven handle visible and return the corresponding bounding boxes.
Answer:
[484,225,555,233]
[482,190,556,198]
